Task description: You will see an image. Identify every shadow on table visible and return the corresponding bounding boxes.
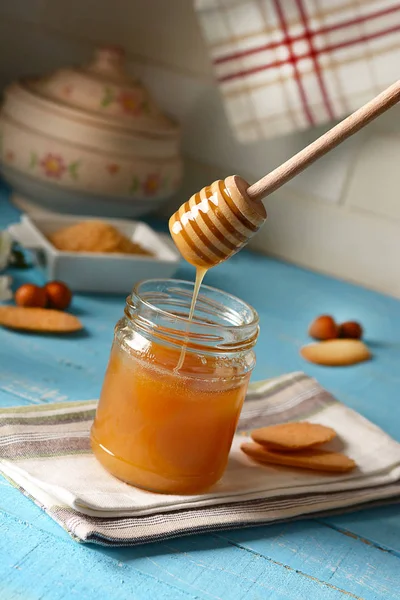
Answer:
[90,502,400,566]
[365,339,400,351]
[88,520,313,565]
[91,521,295,562]
[3,327,92,339]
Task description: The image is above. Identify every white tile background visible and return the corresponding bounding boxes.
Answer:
[0,0,399,296]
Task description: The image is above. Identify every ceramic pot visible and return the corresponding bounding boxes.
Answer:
[0,46,183,217]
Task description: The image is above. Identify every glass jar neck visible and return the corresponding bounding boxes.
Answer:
[124,279,259,356]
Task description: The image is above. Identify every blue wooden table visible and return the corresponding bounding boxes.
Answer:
[1,185,400,600]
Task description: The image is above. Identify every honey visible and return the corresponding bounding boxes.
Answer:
[92,175,264,494]
[174,266,206,371]
[91,340,249,494]
[91,279,259,494]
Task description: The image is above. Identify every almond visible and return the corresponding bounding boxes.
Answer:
[339,321,363,339]
[308,315,338,340]
[44,281,72,311]
[300,339,371,366]
[15,284,47,308]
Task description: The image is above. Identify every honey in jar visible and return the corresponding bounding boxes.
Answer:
[91,279,259,494]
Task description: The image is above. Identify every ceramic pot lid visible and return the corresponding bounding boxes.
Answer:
[25,46,176,135]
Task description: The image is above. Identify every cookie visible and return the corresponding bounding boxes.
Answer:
[0,306,83,333]
[251,422,336,451]
[241,442,356,473]
[300,339,370,366]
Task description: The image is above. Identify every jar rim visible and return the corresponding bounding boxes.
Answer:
[125,278,259,355]
[130,278,259,331]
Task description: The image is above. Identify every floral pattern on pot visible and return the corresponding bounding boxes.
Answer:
[29,152,80,180]
[130,176,140,194]
[100,86,150,116]
[106,163,120,175]
[40,153,66,179]
[118,91,147,116]
[0,132,181,198]
[61,84,73,98]
[143,173,161,196]
[128,172,171,196]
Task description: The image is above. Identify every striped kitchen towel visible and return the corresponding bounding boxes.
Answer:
[195,0,400,141]
[1,372,400,546]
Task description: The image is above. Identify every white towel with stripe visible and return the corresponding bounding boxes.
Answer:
[0,372,400,545]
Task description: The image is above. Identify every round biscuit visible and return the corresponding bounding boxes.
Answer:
[300,339,371,366]
[0,306,83,333]
[251,422,336,450]
[241,442,356,473]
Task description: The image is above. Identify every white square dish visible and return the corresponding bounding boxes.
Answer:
[8,214,181,293]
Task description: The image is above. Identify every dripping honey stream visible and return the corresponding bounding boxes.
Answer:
[169,175,266,371]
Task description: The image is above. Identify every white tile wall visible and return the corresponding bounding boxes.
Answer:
[0,0,43,24]
[344,133,400,221]
[0,17,90,90]
[284,132,368,205]
[249,186,400,298]
[40,0,212,77]
[0,0,399,296]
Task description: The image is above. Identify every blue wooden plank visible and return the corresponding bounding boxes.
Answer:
[189,252,400,440]
[0,512,367,600]
[97,523,400,600]
[0,481,73,542]
[212,523,400,599]
[320,506,400,558]
[0,516,195,600]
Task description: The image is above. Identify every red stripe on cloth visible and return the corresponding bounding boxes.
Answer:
[215,38,282,64]
[324,23,400,54]
[213,4,400,65]
[273,0,315,125]
[218,24,400,82]
[295,0,335,120]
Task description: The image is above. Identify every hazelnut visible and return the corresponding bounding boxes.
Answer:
[15,284,47,308]
[308,315,338,341]
[339,321,363,339]
[44,281,72,311]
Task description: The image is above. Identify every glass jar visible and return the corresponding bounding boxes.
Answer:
[91,279,259,494]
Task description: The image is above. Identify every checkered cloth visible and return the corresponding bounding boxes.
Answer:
[1,372,400,546]
[195,0,400,141]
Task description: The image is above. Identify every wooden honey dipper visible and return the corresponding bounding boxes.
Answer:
[170,80,400,269]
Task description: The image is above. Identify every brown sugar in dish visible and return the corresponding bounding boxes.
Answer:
[48,220,153,256]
